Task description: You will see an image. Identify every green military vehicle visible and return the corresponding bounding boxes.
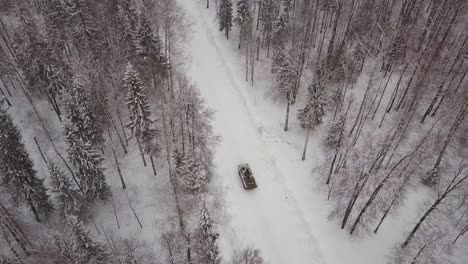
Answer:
[238,163,258,190]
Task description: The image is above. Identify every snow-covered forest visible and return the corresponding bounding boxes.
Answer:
[0,0,467,263]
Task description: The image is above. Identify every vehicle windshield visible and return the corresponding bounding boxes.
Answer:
[244,168,251,177]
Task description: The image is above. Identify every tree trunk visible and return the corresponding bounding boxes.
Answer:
[374,194,397,234]
[27,196,41,223]
[372,67,395,119]
[117,109,128,146]
[349,71,373,138]
[350,159,411,235]
[284,92,291,131]
[33,136,48,166]
[191,104,196,153]
[0,220,29,255]
[326,6,341,60]
[246,42,249,81]
[0,76,12,97]
[52,94,62,121]
[251,37,255,86]
[256,1,262,30]
[256,35,260,61]
[453,223,468,244]
[431,65,468,117]
[341,168,367,229]
[301,128,310,161]
[0,225,20,257]
[136,137,147,167]
[112,119,128,154]
[0,85,11,106]
[396,66,418,111]
[108,129,126,189]
[425,105,467,185]
[402,198,442,248]
[374,164,417,234]
[111,196,120,229]
[150,155,157,176]
[326,151,338,184]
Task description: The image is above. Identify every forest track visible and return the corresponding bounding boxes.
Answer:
[179,0,326,263]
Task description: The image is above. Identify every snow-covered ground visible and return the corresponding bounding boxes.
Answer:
[179,1,432,263]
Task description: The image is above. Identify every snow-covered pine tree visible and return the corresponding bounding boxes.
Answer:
[42,51,74,119]
[173,149,207,194]
[123,62,152,139]
[49,163,89,222]
[65,133,111,201]
[326,114,345,149]
[298,80,327,130]
[115,0,139,54]
[44,54,73,100]
[13,9,72,119]
[258,0,279,56]
[43,0,69,56]
[135,16,164,65]
[63,0,104,57]
[297,80,327,160]
[218,0,233,39]
[271,9,288,74]
[195,203,221,264]
[13,15,50,96]
[70,220,110,263]
[0,105,53,222]
[89,80,111,143]
[134,16,166,83]
[0,49,14,96]
[236,0,253,48]
[65,81,105,149]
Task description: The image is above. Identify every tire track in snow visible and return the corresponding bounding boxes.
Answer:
[181,1,326,262]
[191,4,326,263]
[186,11,291,263]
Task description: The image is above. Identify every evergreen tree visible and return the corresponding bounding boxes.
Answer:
[135,17,164,64]
[271,12,287,73]
[43,0,69,56]
[49,163,89,222]
[89,80,112,141]
[134,16,166,82]
[236,0,253,48]
[63,0,105,57]
[326,114,345,148]
[218,0,233,39]
[297,80,327,130]
[115,0,139,54]
[45,54,73,98]
[0,106,53,222]
[13,15,50,96]
[70,220,110,263]
[297,80,327,160]
[259,0,278,35]
[123,62,152,139]
[65,81,105,149]
[0,49,14,89]
[64,132,111,201]
[195,204,221,264]
[173,150,207,194]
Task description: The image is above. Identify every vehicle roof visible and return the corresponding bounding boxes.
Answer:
[239,163,250,168]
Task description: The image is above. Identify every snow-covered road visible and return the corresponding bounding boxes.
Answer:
[180,1,325,263]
